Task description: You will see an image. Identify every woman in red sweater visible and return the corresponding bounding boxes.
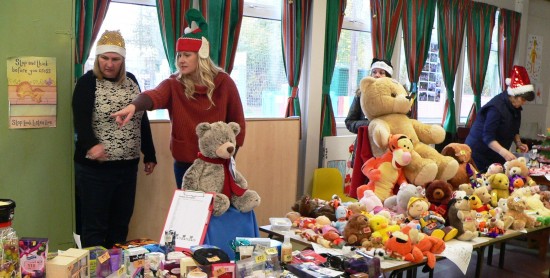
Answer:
[112,9,245,188]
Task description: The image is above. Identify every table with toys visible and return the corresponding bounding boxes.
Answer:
[261,219,550,278]
[259,163,550,278]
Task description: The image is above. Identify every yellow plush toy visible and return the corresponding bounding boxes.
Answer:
[369,214,400,244]
[359,77,458,186]
[487,173,510,207]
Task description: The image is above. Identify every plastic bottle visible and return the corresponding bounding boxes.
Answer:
[280,235,293,264]
[0,199,20,278]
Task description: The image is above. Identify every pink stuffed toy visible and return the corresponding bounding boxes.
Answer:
[360,190,394,218]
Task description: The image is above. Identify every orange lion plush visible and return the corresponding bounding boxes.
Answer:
[357,134,413,201]
[384,229,423,263]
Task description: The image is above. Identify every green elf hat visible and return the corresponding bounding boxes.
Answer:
[176,8,210,58]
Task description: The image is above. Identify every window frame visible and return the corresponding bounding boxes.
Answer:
[332,0,373,124]
[95,0,504,128]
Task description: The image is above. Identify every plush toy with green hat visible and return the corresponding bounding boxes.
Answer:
[176,8,210,58]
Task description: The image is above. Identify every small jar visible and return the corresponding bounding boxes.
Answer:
[0,199,20,278]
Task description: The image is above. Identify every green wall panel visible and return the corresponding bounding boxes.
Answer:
[0,0,75,249]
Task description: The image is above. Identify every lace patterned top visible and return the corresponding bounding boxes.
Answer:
[72,70,156,167]
[93,77,143,161]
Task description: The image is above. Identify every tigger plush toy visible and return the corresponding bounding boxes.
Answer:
[357,134,413,201]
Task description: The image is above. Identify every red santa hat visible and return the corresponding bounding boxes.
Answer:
[176,9,210,58]
[506,65,534,96]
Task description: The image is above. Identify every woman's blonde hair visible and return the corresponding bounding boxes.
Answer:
[176,54,221,107]
[93,55,127,85]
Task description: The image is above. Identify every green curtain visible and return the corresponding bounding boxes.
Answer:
[320,0,347,138]
[401,0,436,119]
[199,0,243,73]
[437,0,470,133]
[498,9,521,90]
[370,0,404,60]
[282,0,312,118]
[465,2,497,127]
[155,0,193,73]
[74,0,110,79]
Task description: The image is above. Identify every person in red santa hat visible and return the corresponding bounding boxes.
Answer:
[465,65,535,172]
[111,8,245,188]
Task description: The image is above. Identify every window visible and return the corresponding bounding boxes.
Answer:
[397,9,500,125]
[85,0,288,119]
[398,13,445,123]
[84,1,171,120]
[331,0,373,119]
[459,12,500,123]
[230,0,287,118]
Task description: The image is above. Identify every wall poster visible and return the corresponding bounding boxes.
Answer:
[7,56,57,129]
[526,34,543,83]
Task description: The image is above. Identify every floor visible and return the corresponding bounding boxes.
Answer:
[383,236,550,278]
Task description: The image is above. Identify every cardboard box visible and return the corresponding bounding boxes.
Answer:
[46,248,90,278]
[19,237,48,278]
[123,247,148,276]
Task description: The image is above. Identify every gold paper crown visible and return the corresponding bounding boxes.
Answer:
[96,30,126,57]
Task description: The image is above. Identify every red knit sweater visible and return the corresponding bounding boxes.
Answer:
[143,72,246,163]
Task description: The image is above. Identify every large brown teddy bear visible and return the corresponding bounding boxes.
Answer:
[441,143,478,190]
[183,122,261,216]
[359,77,458,186]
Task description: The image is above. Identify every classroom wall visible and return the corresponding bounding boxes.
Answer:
[1,0,550,251]
[521,0,550,136]
[0,1,75,249]
[128,118,301,240]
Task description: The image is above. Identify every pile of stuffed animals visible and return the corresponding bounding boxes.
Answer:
[282,77,550,271]
[180,78,550,272]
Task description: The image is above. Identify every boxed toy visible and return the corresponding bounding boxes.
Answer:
[123,246,148,276]
[46,248,90,278]
[46,255,81,278]
[19,237,48,277]
[84,246,110,277]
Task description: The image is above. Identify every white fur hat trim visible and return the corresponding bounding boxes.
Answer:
[371,61,393,76]
[96,45,126,58]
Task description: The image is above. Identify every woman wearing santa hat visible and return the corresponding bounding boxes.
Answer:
[111,9,246,189]
[72,30,157,248]
[465,65,535,172]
